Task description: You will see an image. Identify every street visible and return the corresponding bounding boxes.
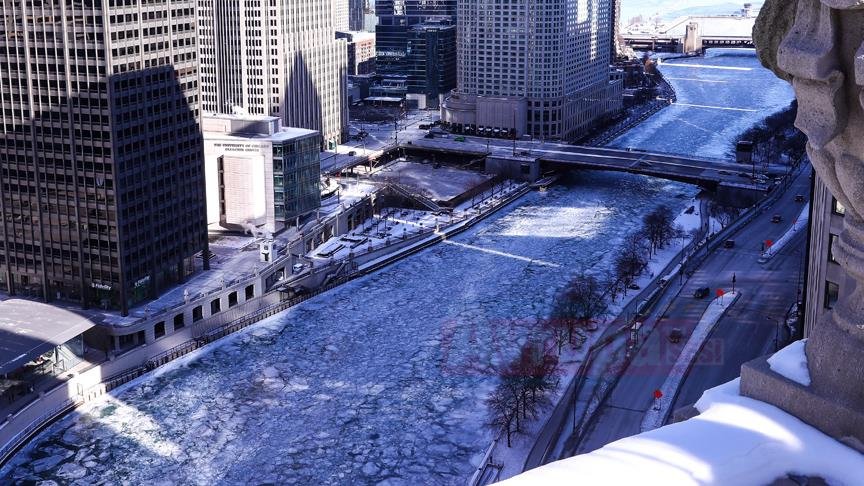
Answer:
[570,166,810,455]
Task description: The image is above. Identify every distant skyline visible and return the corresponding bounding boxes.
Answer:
[620,0,761,24]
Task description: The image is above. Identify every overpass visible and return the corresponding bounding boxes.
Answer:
[622,15,755,53]
[402,137,785,206]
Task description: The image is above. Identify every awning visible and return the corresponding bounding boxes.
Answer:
[0,299,97,375]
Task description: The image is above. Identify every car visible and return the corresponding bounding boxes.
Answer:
[668,328,684,343]
[454,136,466,142]
[418,124,430,130]
[424,133,435,139]
[724,239,735,248]
[520,150,530,156]
[772,214,782,223]
[292,263,305,274]
[794,194,806,202]
[628,283,641,291]
[718,170,732,175]
[694,286,710,298]
[347,150,356,156]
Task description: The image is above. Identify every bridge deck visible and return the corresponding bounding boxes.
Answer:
[405,137,779,190]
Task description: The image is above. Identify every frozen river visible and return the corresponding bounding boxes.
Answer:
[610,49,795,159]
[1,50,793,485]
[4,173,696,485]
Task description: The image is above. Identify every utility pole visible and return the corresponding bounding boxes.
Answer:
[732,272,736,292]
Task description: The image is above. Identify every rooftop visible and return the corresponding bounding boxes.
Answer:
[0,299,97,374]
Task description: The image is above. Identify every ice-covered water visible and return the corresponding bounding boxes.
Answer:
[1,50,793,485]
[610,49,795,159]
[2,173,696,485]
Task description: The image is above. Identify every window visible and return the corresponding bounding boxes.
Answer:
[228,291,238,307]
[829,233,839,263]
[174,313,185,330]
[824,280,839,309]
[193,305,203,322]
[245,284,255,300]
[211,298,221,314]
[154,321,165,339]
[832,197,846,216]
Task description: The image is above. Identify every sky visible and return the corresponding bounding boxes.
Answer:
[620,1,762,24]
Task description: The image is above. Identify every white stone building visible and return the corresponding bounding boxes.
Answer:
[202,115,321,234]
[442,0,623,141]
[197,0,349,149]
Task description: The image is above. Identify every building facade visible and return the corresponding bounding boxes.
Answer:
[803,173,846,337]
[202,115,321,234]
[404,23,457,109]
[349,0,366,31]
[442,0,622,140]
[198,0,348,148]
[337,31,376,75]
[375,0,456,79]
[333,0,350,32]
[0,0,208,315]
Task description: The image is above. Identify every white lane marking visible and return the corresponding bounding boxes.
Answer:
[673,102,759,112]
[661,63,753,71]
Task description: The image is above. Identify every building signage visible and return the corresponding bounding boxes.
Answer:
[134,275,151,288]
[213,142,265,154]
[90,282,112,291]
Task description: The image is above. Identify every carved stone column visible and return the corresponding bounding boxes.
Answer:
[741,0,864,452]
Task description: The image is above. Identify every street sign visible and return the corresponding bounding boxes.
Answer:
[653,389,663,399]
[716,288,725,298]
[765,239,773,248]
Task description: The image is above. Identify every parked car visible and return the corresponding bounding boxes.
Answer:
[795,194,806,202]
[694,286,710,299]
[348,150,356,156]
[772,214,783,223]
[292,263,305,274]
[668,328,684,343]
[724,239,735,248]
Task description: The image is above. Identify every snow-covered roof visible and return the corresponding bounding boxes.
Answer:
[501,342,864,486]
[0,299,97,374]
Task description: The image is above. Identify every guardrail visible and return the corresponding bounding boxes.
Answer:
[0,398,81,468]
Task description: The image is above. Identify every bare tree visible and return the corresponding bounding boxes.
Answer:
[615,235,649,294]
[559,274,609,335]
[708,201,741,229]
[642,205,677,254]
[544,315,569,356]
[486,382,517,447]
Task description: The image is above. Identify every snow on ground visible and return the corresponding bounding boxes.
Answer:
[767,339,811,387]
[373,161,493,203]
[610,50,795,160]
[762,203,810,260]
[500,374,864,486]
[641,291,741,431]
[0,172,697,485]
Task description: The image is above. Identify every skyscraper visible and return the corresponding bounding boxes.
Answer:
[349,0,366,31]
[333,0,350,32]
[442,0,622,141]
[198,0,349,148]
[0,0,208,315]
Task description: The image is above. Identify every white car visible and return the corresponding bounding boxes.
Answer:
[292,263,305,274]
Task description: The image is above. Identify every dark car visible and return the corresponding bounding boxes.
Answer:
[348,150,356,156]
[772,214,783,223]
[668,328,684,343]
[724,239,735,248]
[795,194,806,202]
[693,286,710,299]
[424,133,435,139]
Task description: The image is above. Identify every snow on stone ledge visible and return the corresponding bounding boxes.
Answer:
[766,339,811,386]
[500,376,864,485]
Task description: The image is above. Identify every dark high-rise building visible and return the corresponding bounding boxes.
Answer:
[0,0,208,315]
[375,0,456,78]
[405,23,457,108]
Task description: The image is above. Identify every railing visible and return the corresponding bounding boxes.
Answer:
[0,398,80,468]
